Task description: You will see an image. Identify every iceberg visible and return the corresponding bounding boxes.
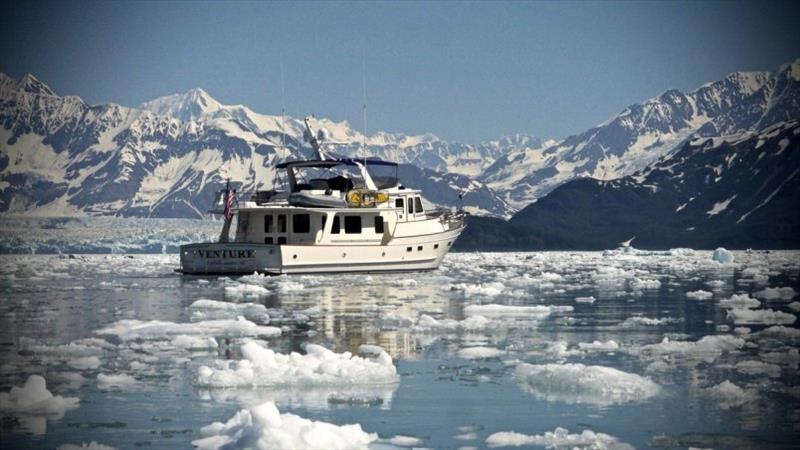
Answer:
[196,341,398,388]
[486,427,634,449]
[514,363,660,405]
[192,401,377,450]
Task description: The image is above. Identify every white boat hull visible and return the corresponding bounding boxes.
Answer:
[178,226,464,275]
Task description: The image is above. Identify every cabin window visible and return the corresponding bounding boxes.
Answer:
[344,216,362,234]
[293,214,310,233]
[277,214,287,233]
[417,245,423,251]
[408,198,414,214]
[406,247,412,252]
[265,237,274,244]
[278,236,287,244]
[332,216,341,234]
[321,215,327,231]
[395,198,404,209]
[374,216,384,234]
[414,197,423,214]
[434,244,439,249]
[264,215,273,233]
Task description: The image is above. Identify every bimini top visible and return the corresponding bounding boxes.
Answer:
[275,158,398,169]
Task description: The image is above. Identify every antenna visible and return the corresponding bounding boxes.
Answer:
[361,49,368,167]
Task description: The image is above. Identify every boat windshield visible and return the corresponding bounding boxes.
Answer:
[366,163,399,189]
[292,165,365,191]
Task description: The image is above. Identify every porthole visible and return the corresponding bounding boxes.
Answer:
[417,246,423,251]
[293,254,298,259]
[434,244,439,249]
[406,247,412,252]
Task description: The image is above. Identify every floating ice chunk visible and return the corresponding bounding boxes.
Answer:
[753,287,797,301]
[95,318,281,341]
[706,380,757,409]
[634,335,745,363]
[57,443,117,450]
[464,304,573,318]
[190,299,269,319]
[196,341,398,388]
[628,278,662,290]
[224,283,269,299]
[452,282,505,296]
[718,294,760,309]
[788,302,800,312]
[67,356,101,370]
[413,314,493,332]
[514,363,660,405]
[574,296,596,304]
[192,401,377,450]
[395,278,418,287]
[712,248,734,264]
[620,317,677,327]
[387,435,424,446]
[726,308,796,325]
[486,427,634,449]
[0,375,79,418]
[577,340,619,352]
[97,373,139,391]
[277,280,305,292]
[171,335,219,350]
[458,346,505,359]
[735,360,781,377]
[686,290,713,300]
[753,325,800,343]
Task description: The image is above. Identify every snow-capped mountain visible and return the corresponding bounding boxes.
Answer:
[483,59,800,208]
[482,120,799,249]
[0,74,515,218]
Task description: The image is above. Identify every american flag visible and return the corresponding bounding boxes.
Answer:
[223,185,235,221]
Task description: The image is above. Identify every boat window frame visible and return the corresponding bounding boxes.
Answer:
[264,215,273,233]
[277,214,287,233]
[331,215,341,234]
[374,215,384,234]
[292,213,311,233]
[414,197,424,214]
[344,215,362,234]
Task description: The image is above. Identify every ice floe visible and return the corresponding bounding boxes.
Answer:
[718,294,760,309]
[196,341,398,388]
[634,335,745,363]
[192,401,377,450]
[486,427,633,449]
[686,290,713,300]
[514,363,660,405]
[577,340,620,352]
[712,248,734,264]
[0,375,80,434]
[95,318,281,341]
[463,304,573,317]
[705,380,758,409]
[458,346,505,359]
[753,286,797,301]
[96,373,139,391]
[57,443,117,450]
[726,308,796,325]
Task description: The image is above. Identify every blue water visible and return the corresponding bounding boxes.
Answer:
[1,249,798,449]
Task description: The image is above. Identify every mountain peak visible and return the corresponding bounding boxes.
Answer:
[15,73,56,96]
[139,87,224,121]
[777,58,800,82]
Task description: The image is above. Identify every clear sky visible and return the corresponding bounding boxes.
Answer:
[1,1,799,142]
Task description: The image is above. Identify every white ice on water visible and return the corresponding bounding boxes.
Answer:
[192,401,377,450]
[726,308,797,325]
[0,375,80,434]
[486,427,634,449]
[95,318,281,341]
[57,443,117,450]
[96,373,139,391]
[514,363,660,405]
[705,380,758,409]
[712,247,734,264]
[196,341,398,388]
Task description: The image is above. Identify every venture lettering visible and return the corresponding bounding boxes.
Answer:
[197,249,255,259]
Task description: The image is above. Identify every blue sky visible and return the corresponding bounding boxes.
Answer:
[1,1,798,142]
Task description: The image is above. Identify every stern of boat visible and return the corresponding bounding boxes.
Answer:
[178,242,281,275]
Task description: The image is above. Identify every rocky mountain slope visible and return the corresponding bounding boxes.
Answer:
[457,120,800,250]
[0,75,514,217]
[483,60,800,208]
